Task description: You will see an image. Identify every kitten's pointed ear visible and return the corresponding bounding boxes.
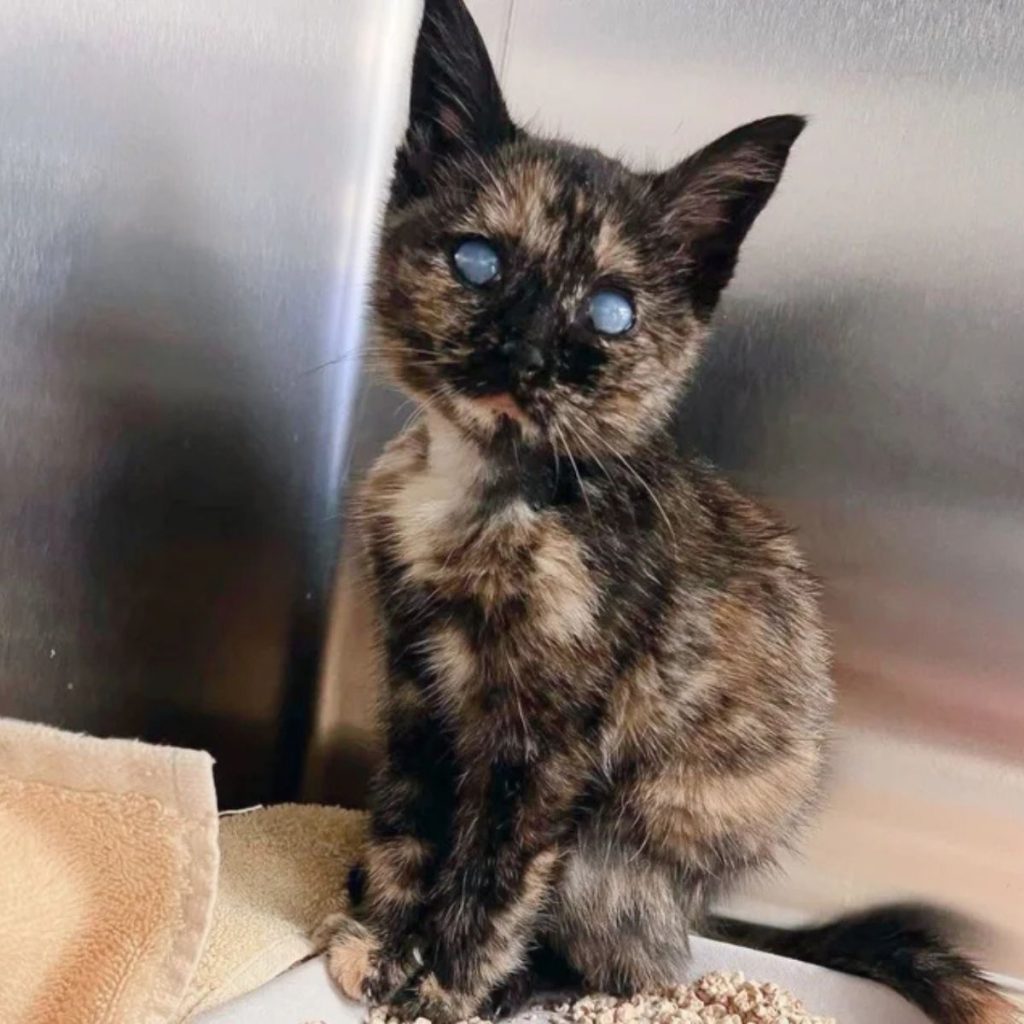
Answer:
[393,0,517,204]
[653,114,806,316]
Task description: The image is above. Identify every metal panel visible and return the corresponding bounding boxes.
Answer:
[0,0,419,804]
[480,0,1024,979]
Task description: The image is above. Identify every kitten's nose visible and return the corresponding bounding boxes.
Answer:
[501,339,545,382]
[520,344,545,377]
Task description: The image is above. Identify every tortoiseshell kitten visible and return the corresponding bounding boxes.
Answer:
[320,3,1014,1023]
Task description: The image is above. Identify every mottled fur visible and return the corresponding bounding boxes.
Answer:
[322,2,1014,1023]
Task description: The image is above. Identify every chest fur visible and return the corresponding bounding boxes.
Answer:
[363,423,603,749]
[371,422,597,640]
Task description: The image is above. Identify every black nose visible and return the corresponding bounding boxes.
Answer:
[520,344,544,375]
[501,339,545,383]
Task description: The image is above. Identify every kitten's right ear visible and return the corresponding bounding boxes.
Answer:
[393,0,517,204]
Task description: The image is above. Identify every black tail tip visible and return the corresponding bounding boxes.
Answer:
[809,903,1016,1024]
[710,903,1019,1024]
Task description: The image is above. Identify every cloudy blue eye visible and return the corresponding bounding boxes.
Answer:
[588,289,635,336]
[452,237,501,286]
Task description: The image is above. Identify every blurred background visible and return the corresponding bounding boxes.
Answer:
[1,0,1021,983]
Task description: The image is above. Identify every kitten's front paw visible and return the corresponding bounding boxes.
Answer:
[315,914,415,1004]
[392,972,478,1024]
[484,967,535,1020]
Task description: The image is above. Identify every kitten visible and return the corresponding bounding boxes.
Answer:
[320,2,1014,1023]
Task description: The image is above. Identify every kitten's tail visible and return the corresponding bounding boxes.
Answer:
[706,904,1018,1024]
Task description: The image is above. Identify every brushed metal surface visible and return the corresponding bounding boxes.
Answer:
[0,0,419,804]
[314,0,1024,979]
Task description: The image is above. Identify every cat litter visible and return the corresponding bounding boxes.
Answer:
[367,971,836,1024]
[545,973,836,1024]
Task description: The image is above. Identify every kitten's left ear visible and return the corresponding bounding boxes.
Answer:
[653,114,806,316]
[393,0,517,204]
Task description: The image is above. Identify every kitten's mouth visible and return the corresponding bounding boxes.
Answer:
[472,393,526,421]
[451,390,541,441]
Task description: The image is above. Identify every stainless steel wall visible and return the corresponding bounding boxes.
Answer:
[315,0,1024,982]
[0,0,419,804]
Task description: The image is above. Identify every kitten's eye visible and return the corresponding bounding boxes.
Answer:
[452,237,501,287]
[587,289,635,336]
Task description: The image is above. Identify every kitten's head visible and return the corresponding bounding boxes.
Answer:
[374,0,805,456]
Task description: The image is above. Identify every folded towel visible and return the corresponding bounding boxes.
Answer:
[178,803,366,1019]
[0,716,372,1022]
[0,717,219,1024]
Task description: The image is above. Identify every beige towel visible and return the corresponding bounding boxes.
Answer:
[178,804,366,1019]
[0,717,219,1024]
[0,717,370,1022]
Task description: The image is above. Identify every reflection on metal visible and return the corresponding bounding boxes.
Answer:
[0,0,419,804]
[317,0,1024,979]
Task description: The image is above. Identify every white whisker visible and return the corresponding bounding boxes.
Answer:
[554,422,591,515]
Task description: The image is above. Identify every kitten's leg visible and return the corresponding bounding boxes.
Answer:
[397,845,560,1023]
[320,765,433,1003]
[548,786,783,995]
[394,762,574,1024]
[559,736,819,993]
[545,824,697,994]
[484,966,536,1021]
[484,942,583,1018]
[322,684,456,1003]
